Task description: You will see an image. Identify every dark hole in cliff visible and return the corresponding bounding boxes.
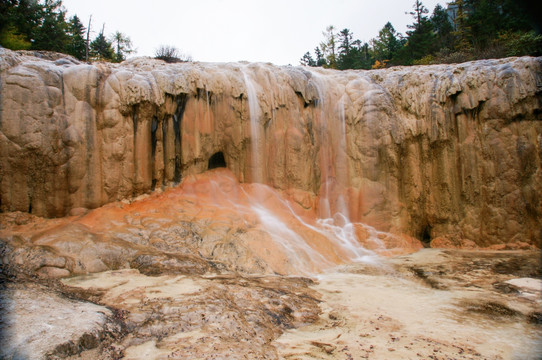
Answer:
[27,195,32,214]
[208,152,226,170]
[151,116,158,191]
[421,225,432,248]
[151,117,158,191]
[173,95,187,184]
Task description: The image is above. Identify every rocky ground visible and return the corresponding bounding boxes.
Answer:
[275,249,542,360]
[1,248,540,359]
[0,170,540,359]
[1,49,541,359]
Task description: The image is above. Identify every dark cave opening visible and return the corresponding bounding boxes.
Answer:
[421,224,432,248]
[208,152,226,170]
[151,117,158,191]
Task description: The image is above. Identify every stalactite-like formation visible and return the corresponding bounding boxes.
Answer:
[0,49,541,247]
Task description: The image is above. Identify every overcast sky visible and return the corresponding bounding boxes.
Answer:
[61,0,447,65]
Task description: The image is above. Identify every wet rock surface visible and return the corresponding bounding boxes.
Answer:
[0,278,122,359]
[1,49,540,247]
[0,50,541,359]
[1,249,539,359]
[0,168,414,280]
[61,270,321,359]
[275,249,542,360]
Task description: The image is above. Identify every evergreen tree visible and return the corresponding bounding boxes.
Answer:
[430,4,454,51]
[33,0,68,52]
[358,42,374,69]
[460,0,534,54]
[314,47,327,67]
[299,0,539,68]
[399,0,435,63]
[110,31,134,62]
[0,0,41,50]
[453,0,471,51]
[407,0,429,31]
[90,25,114,61]
[320,25,337,68]
[300,51,316,66]
[337,29,367,70]
[338,28,353,57]
[0,1,140,63]
[371,22,402,63]
[65,15,86,59]
[0,0,17,35]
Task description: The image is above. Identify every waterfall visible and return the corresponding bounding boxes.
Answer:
[236,68,378,271]
[308,73,332,219]
[335,95,350,219]
[241,66,262,184]
[309,71,350,221]
[306,71,376,263]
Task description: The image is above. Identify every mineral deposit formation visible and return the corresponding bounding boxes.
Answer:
[1,49,541,249]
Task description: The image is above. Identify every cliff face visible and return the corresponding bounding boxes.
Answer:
[1,48,541,247]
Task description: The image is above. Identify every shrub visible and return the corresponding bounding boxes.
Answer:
[0,26,31,50]
[499,31,542,57]
[154,45,192,63]
[413,54,434,65]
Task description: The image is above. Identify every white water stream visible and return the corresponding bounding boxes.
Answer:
[236,66,383,273]
[241,66,263,184]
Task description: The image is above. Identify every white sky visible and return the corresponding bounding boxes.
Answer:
[61,0,447,65]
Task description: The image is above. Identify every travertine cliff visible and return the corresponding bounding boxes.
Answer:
[1,48,540,247]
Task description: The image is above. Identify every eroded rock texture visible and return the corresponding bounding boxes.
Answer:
[0,48,541,247]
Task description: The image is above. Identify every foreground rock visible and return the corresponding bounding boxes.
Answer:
[275,249,542,360]
[1,49,540,247]
[1,249,539,359]
[0,281,121,359]
[62,270,320,359]
[0,168,420,280]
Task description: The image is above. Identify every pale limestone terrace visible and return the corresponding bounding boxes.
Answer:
[0,48,541,248]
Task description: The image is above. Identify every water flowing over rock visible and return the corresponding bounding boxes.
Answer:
[1,49,541,360]
[0,48,541,249]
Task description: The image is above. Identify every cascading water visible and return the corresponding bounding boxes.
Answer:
[309,73,332,219]
[241,66,262,184]
[308,71,377,263]
[172,64,392,274]
[238,67,379,272]
[334,95,350,219]
[239,65,336,274]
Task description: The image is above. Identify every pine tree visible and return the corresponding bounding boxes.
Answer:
[65,15,86,60]
[320,25,337,68]
[460,0,533,54]
[300,52,316,66]
[0,0,41,50]
[33,0,68,52]
[0,0,17,35]
[338,28,363,70]
[371,22,402,63]
[110,31,134,62]
[358,42,373,69]
[400,0,435,63]
[314,47,326,67]
[453,0,471,51]
[338,28,353,57]
[407,0,429,32]
[430,4,454,51]
[90,24,114,61]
